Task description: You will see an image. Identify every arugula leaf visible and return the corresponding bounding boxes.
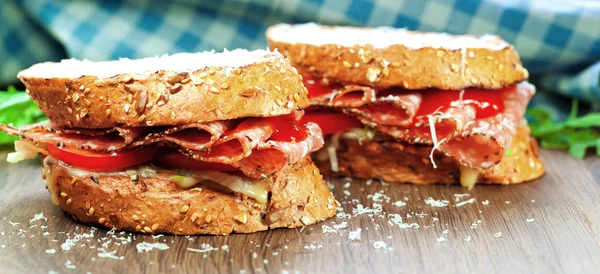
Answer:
[565,113,600,128]
[0,86,47,144]
[527,99,600,158]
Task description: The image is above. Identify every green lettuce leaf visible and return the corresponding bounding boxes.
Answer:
[0,87,47,144]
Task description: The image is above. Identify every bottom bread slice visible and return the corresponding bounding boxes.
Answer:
[41,156,338,235]
[316,125,545,185]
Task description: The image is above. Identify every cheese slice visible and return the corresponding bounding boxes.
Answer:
[7,140,48,163]
[41,156,271,204]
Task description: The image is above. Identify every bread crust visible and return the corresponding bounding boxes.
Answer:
[267,24,528,90]
[316,125,544,185]
[43,156,337,235]
[19,52,309,128]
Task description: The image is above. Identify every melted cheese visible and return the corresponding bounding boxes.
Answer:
[328,133,341,172]
[42,157,61,205]
[317,128,375,172]
[42,156,270,204]
[7,140,48,163]
[172,171,270,204]
[459,165,479,189]
[171,176,198,188]
[341,128,375,144]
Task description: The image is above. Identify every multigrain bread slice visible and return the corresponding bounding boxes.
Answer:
[18,49,308,129]
[267,23,528,90]
[316,125,544,185]
[42,156,337,235]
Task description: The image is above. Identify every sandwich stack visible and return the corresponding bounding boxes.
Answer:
[267,23,545,188]
[0,49,338,235]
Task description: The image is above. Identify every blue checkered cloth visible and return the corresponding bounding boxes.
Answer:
[2,0,600,117]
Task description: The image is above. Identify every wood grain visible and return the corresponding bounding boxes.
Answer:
[0,149,598,274]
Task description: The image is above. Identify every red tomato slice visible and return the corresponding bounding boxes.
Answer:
[47,145,161,171]
[156,152,237,172]
[417,89,505,118]
[303,73,507,120]
[301,112,363,135]
[231,112,309,142]
[266,116,309,142]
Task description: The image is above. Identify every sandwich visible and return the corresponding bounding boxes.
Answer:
[0,49,338,235]
[267,23,545,187]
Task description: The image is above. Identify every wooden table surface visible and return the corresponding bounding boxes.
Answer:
[0,149,599,274]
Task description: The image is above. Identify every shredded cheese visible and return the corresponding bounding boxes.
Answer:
[270,23,510,50]
[20,49,280,79]
[136,242,170,253]
[427,115,441,169]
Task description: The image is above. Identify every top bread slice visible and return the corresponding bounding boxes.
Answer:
[18,49,309,129]
[267,23,528,90]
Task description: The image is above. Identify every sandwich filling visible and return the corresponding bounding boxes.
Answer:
[299,74,535,185]
[2,111,323,202]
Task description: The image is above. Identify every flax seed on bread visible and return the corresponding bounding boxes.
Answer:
[44,156,337,235]
[267,23,528,90]
[18,49,309,129]
[316,125,544,185]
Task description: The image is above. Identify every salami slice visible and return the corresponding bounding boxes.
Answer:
[0,121,231,152]
[180,119,275,163]
[311,85,376,107]
[311,87,422,127]
[352,82,534,169]
[377,104,477,144]
[129,121,233,151]
[440,82,535,169]
[235,122,324,178]
[182,122,324,179]
[303,73,535,170]
[0,121,147,151]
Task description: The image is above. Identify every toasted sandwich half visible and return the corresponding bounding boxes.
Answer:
[267,23,545,188]
[1,49,338,235]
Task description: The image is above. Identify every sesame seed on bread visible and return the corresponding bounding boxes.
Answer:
[18,49,309,129]
[316,125,544,185]
[43,156,337,235]
[267,23,529,90]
